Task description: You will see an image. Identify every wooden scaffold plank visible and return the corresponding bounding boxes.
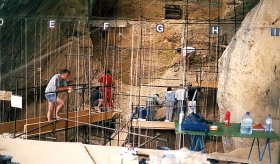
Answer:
[131,120,175,130]
[0,110,114,136]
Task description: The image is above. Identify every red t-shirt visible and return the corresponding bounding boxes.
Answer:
[98,74,113,86]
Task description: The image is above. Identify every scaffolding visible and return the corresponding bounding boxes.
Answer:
[0,0,249,150]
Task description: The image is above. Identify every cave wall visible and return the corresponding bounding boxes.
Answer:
[218,0,280,151]
[0,1,268,150]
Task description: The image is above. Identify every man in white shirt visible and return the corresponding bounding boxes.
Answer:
[45,69,73,121]
[175,84,188,118]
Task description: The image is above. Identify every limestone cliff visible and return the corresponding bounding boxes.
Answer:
[218,0,280,151]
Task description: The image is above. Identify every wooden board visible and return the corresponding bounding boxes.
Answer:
[131,120,175,130]
[1,138,277,164]
[0,109,87,134]
[191,81,217,88]
[0,110,113,136]
[140,81,218,89]
[89,20,127,28]
[25,111,114,136]
[0,138,95,164]
[206,152,252,163]
[85,144,139,164]
[0,90,12,100]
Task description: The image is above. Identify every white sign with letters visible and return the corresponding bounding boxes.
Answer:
[49,20,55,28]
[103,22,110,30]
[211,26,219,34]
[156,24,164,33]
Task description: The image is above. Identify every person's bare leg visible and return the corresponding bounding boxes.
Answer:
[97,99,103,111]
[47,101,55,122]
[107,88,113,108]
[55,97,65,119]
[102,88,107,109]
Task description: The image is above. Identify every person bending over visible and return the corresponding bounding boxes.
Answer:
[146,94,162,121]
[90,86,104,112]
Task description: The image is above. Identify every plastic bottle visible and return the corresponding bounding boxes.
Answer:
[265,114,272,132]
[224,111,230,126]
[240,112,253,135]
[179,111,184,124]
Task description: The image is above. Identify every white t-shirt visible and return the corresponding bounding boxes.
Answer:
[175,88,188,100]
[45,74,66,93]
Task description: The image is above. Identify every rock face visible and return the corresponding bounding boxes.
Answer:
[221,0,260,18]
[218,0,280,151]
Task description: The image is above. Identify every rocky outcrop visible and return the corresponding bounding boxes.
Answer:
[218,0,280,151]
[221,0,259,19]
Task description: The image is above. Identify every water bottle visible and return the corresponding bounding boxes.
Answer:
[240,112,253,135]
[265,114,272,132]
[179,111,184,124]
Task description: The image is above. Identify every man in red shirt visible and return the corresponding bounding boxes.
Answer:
[98,70,114,109]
